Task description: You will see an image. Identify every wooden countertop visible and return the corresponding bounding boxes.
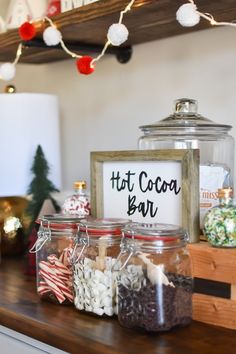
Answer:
[0,257,236,354]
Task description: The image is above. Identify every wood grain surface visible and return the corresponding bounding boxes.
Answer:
[1,257,236,353]
[188,242,236,284]
[193,293,236,330]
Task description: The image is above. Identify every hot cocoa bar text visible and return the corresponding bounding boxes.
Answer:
[110,170,181,218]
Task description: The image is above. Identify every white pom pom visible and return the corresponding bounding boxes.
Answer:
[107,23,129,46]
[0,63,16,81]
[43,26,62,46]
[176,3,200,27]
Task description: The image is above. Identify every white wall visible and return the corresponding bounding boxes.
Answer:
[0,0,8,17]
[0,11,236,190]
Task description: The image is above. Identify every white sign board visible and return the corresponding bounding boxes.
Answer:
[103,161,182,224]
[91,150,200,243]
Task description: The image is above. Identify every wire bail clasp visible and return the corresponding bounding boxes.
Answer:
[29,220,51,253]
[71,224,90,263]
[113,230,137,271]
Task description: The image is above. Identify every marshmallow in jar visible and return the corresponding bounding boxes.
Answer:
[33,215,81,305]
[73,217,130,317]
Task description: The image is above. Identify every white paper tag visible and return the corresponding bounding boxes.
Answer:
[200,164,230,227]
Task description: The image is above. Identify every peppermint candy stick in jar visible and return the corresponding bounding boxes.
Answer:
[62,181,91,217]
[30,214,81,305]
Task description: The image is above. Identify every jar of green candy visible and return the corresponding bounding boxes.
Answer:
[203,188,236,247]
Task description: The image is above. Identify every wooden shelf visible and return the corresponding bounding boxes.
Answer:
[0,0,235,64]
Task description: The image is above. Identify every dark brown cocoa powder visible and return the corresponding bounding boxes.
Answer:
[118,273,192,332]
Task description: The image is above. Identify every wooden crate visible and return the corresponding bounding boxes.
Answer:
[187,242,236,330]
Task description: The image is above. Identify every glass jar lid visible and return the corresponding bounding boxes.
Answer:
[78,217,131,236]
[139,98,232,134]
[218,187,233,199]
[39,214,83,230]
[122,222,188,244]
[74,180,86,189]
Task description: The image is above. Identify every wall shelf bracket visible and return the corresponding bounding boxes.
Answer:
[23,39,132,64]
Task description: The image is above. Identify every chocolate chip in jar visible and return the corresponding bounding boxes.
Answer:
[117,222,193,331]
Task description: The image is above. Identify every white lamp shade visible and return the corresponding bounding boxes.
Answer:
[0,93,61,197]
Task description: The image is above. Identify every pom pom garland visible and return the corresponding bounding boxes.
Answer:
[19,22,37,41]
[43,26,62,46]
[2,0,236,82]
[107,23,129,46]
[1,0,136,81]
[176,3,200,27]
[0,63,16,81]
[76,56,95,75]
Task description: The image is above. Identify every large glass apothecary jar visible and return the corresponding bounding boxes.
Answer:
[33,214,82,305]
[117,223,193,332]
[73,217,130,317]
[138,98,234,226]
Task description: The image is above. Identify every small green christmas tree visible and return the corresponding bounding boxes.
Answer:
[27,145,60,227]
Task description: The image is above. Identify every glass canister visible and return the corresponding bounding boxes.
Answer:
[73,217,130,317]
[117,223,192,332]
[203,188,236,247]
[138,98,234,227]
[32,215,81,305]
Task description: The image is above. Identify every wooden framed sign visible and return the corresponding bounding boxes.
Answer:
[91,149,199,243]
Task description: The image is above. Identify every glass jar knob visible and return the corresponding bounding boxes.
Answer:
[174,98,198,115]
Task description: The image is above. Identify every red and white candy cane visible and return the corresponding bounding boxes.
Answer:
[59,247,73,268]
[41,260,71,283]
[47,255,71,275]
[38,271,66,303]
[39,269,73,303]
[38,255,73,303]
[39,267,73,300]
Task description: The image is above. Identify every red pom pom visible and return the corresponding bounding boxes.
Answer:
[76,56,94,75]
[19,22,36,41]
